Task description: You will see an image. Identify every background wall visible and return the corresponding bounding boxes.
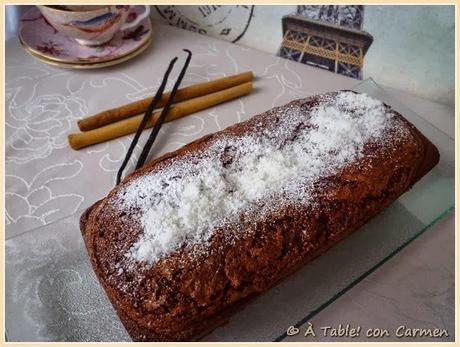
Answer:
[363,6,454,106]
[6,5,454,106]
[152,5,455,106]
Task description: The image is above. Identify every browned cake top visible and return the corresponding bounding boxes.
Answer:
[110,91,408,264]
[85,91,421,313]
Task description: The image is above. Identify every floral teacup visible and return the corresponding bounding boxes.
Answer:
[37,5,150,46]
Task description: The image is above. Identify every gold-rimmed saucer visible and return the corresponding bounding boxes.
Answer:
[20,35,152,70]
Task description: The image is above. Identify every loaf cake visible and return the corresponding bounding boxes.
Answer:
[81,91,439,341]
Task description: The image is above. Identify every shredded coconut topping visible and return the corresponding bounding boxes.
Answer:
[115,92,404,265]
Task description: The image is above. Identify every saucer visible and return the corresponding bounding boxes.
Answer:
[20,36,152,70]
[19,6,152,67]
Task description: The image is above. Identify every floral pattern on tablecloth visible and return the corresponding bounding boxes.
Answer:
[6,23,318,238]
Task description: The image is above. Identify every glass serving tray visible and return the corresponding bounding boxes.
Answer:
[5,79,454,342]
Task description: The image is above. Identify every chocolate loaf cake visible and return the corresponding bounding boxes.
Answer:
[81,91,439,341]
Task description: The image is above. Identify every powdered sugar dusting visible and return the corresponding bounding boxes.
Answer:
[115,92,406,265]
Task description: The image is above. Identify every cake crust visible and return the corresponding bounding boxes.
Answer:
[81,92,439,341]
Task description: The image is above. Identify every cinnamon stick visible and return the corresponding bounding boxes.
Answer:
[78,71,254,131]
[68,81,253,150]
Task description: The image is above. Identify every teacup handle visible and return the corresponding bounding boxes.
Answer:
[120,5,150,31]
